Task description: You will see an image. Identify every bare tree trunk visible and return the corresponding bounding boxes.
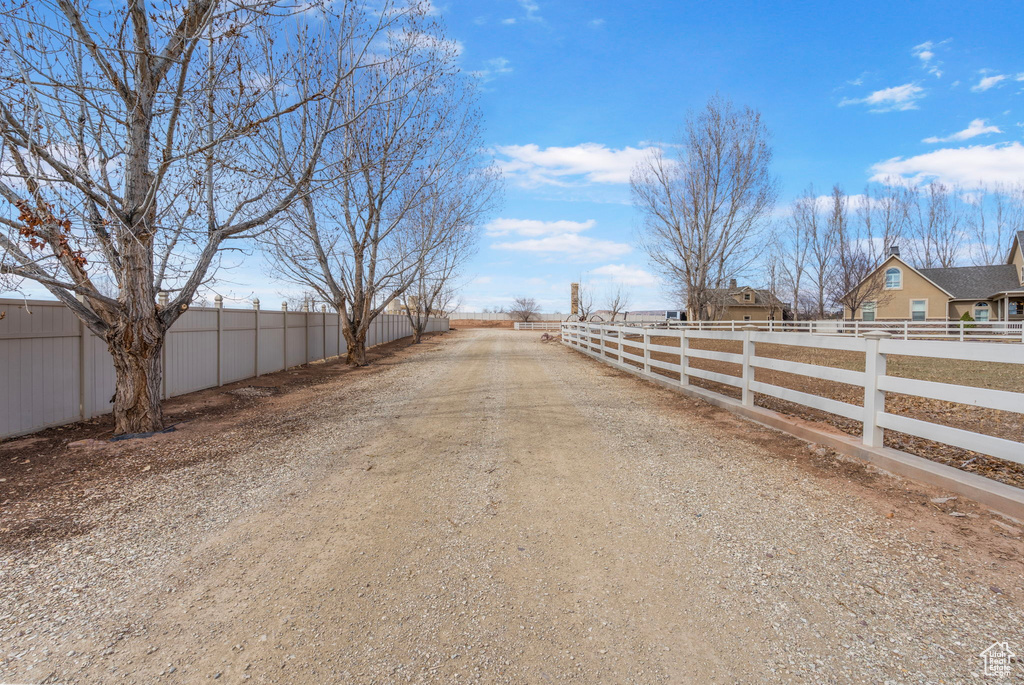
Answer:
[344,323,368,366]
[107,322,164,434]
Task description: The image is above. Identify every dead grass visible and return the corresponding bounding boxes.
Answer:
[599,332,1024,488]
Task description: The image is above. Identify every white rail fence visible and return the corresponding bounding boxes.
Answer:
[0,299,448,439]
[607,319,1024,341]
[514,321,563,330]
[562,322,1024,467]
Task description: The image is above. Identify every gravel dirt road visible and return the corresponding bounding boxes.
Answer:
[2,329,1023,683]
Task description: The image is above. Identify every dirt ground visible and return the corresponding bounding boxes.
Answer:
[449,319,516,329]
[609,332,1024,489]
[1,329,1023,683]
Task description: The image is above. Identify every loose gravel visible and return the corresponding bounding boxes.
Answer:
[1,329,1022,683]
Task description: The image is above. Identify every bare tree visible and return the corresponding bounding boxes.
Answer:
[780,188,817,320]
[604,284,632,321]
[760,239,787,320]
[828,186,892,319]
[857,183,911,264]
[802,188,838,319]
[967,184,1024,266]
[632,95,778,321]
[401,170,500,343]
[907,182,964,268]
[575,282,596,320]
[0,0,378,433]
[265,15,487,365]
[509,297,539,322]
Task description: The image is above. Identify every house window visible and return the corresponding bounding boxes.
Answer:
[743,315,751,321]
[862,302,876,322]
[1011,301,1024,317]
[974,302,990,322]
[910,300,927,321]
[884,268,902,289]
[743,293,751,301]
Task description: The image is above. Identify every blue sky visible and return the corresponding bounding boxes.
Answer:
[11,0,1024,313]
[441,0,1024,313]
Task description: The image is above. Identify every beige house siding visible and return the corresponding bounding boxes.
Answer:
[847,256,949,320]
[720,305,773,321]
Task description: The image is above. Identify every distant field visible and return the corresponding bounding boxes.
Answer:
[449,319,515,329]
[589,332,1024,488]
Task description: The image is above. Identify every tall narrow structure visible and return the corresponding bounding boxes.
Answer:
[570,282,579,316]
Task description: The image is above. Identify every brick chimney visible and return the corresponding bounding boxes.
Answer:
[888,244,900,257]
[570,282,579,316]
[729,278,737,289]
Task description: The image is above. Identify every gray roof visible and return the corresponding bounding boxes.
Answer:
[917,264,1022,299]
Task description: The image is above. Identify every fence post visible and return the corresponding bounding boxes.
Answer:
[642,329,650,373]
[741,324,758,407]
[322,305,327,361]
[281,301,289,370]
[77,294,88,420]
[215,295,224,386]
[253,298,261,377]
[862,331,891,448]
[303,299,310,363]
[680,329,689,387]
[903,321,909,340]
[159,291,169,399]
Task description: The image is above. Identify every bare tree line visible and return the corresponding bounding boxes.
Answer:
[772,182,1024,319]
[0,0,497,433]
[632,96,1024,322]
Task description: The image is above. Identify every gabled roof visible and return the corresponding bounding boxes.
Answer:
[1008,230,1024,264]
[850,254,954,298]
[708,286,783,308]
[918,264,1021,299]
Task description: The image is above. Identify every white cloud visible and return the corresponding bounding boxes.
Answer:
[912,40,947,77]
[922,118,1002,144]
[501,17,516,24]
[485,218,594,237]
[972,73,1008,92]
[494,142,655,187]
[588,18,605,27]
[518,0,541,21]
[488,217,631,261]
[869,142,1024,188]
[591,264,658,288]
[839,83,925,112]
[470,57,512,83]
[493,234,631,261]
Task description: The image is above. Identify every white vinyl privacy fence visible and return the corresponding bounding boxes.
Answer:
[562,322,1024,466]
[0,299,448,439]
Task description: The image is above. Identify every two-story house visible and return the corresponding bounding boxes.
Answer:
[845,232,1024,322]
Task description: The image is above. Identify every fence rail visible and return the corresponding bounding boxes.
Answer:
[589,318,1024,342]
[561,322,1024,468]
[0,299,448,439]
[514,321,563,330]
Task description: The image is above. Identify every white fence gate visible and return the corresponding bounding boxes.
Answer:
[0,299,448,439]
